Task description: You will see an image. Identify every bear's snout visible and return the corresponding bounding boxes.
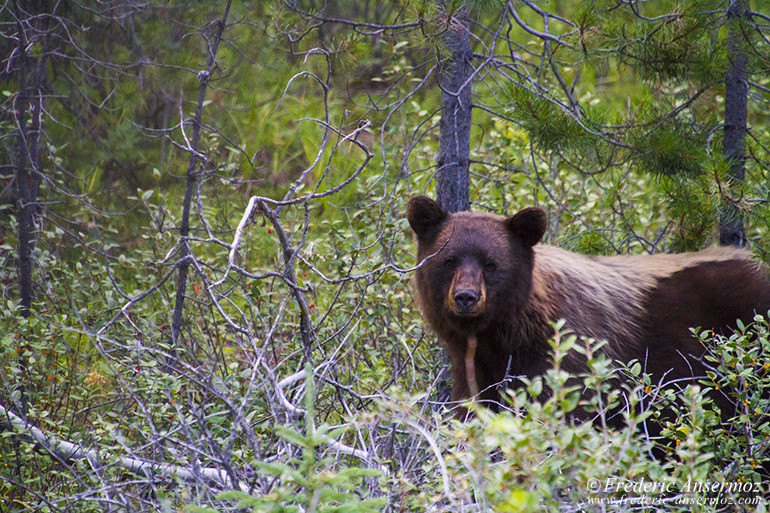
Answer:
[446,262,486,317]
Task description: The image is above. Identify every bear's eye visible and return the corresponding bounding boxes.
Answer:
[484,261,497,272]
[443,257,457,268]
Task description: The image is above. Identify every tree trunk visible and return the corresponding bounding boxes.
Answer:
[719,0,748,247]
[13,2,45,318]
[436,4,473,214]
[435,4,474,404]
[14,73,37,319]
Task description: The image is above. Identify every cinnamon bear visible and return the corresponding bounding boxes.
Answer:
[407,195,770,421]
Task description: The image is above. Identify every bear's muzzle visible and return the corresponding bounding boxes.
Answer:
[446,261,487,317]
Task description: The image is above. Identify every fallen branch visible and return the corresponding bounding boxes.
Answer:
[0,402,250,492]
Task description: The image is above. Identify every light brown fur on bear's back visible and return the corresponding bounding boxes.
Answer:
[530,245,754,360]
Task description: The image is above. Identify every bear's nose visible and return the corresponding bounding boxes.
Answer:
[454,290,479,311]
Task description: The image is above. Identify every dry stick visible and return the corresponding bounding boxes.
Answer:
[465,334,480,397]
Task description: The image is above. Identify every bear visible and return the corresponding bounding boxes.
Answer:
[406,195,770,423]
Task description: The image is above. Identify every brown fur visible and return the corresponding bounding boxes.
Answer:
[407,195,770,420]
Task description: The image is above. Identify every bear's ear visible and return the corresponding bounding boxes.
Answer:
[505,207,547,247]
[407,196,447,238]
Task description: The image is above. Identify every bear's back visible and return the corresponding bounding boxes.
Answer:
[530,244,770,365]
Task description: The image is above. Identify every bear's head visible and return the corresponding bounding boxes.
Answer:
[407,195,547,336]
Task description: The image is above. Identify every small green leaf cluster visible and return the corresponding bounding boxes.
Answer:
[692,316,770,481]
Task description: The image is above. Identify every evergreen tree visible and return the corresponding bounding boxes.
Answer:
[487,0,770,250]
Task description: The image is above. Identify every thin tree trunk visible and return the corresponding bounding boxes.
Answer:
[13,1,45,319]
[435,4,474,404]
[14,72,36,319]
[719,0,748,247]
[436,4,473,214]
[170,2,232,349]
